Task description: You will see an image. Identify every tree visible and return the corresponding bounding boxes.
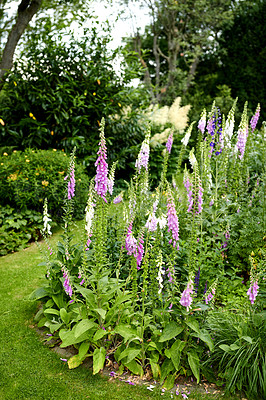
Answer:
[123,0,235,105]
[0,0,88,90]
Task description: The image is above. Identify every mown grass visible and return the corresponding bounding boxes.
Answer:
[0,221,239,400]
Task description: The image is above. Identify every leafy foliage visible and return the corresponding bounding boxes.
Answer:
[0,148,89,220]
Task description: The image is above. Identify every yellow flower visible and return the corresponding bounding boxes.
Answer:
[13,150,17,153]
[26,159,30,162]
[93,92,96,96]
[8,173,18,181]
[58,171,65,175]
[118,103,121,107]
[42,180,49,187]
[0,118,5,126]
[3,152,8,156]
[14,81,17,86]
[35,172,39,176]
[1,163,3,165]
[97,79,101,85]
[53,149,57,151]
[51,131,54,136]
[29,112,36,120]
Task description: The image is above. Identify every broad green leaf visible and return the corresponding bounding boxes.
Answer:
[114,325,141,342]
[219,344,231,352]
[60,308,70,325]
[163,373,176,390]
[93,329,109,342]
[44,308,60,316]
[169,339,185,371]
[124,360,143,376]
[230,343,240,351]
[68,355,83,369]
[78,341,90,360]
[59,329,91,348]
[73,319,97,338]
[29,286,50,300]
[187,351,200,383]
[164,348,171,359]
[93,347,106,375]
[93,308,107,320]
[186,318,200,334]
[118,347,141,364]
[198,330,214,351]
[241,336,253,344]
[49,322,63,334]
[159,322,184,342]
[160,359,175,382]
[150,359,160,379]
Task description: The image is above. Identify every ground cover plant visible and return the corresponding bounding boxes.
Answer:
[30,101,265,399]
[0,221,240,400]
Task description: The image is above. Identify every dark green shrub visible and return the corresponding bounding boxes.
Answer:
[0,205,44,255]
[0,149,90,219]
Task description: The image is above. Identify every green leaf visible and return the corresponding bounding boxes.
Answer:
[73,319,97,339]
[241,336,253,344]
[28,286,50,300]
[93,308,107,320]
[68,355,83,369]
[93,329,109,342]
[44,308,60,316]
[150,359,160,379]
[78,341,90,360]
[60,308,70,325]
[163,373,176,390]
[160,359,175,382]
[124,360,143,376]
[230,343,240,351]
[159,322,184,342]
[169,339,185,371]
[198,330,214,351]
[59,329,91,348]
[187,351,200,383]
[186,318,200,334]
[114,324,141,342]
[118,347,141,364]
[219,344,231,352]
[93,347,106,375]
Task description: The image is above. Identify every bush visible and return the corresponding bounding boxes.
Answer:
[0,205,43,255]
[0,149,90,219]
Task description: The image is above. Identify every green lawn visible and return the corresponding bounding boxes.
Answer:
[0,223,239,400]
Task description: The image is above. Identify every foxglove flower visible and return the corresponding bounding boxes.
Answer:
[65,151,76,200]
[180,280,193,311]
[198,109,206,134]
[95,118,108,201]
[62,267,72,297]
[156,250,164,294]
[247,280,259,304]
[166,191,179,248]
[166,131,174,153]
[181,121,195,147]
[205,288,215,304]
[236,102,248,160]
[135,130,150,173]
[145,212,158,232]
[42,198,52,236]
[125,220,137,256]
[113,194,123,204]
[250,104,260,133]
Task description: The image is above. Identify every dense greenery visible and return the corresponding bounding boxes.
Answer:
[30,102,265,398]
[0,148,90,219]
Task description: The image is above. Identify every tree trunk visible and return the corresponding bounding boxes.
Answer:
[183,55,200,95]
[0,0,42,90]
